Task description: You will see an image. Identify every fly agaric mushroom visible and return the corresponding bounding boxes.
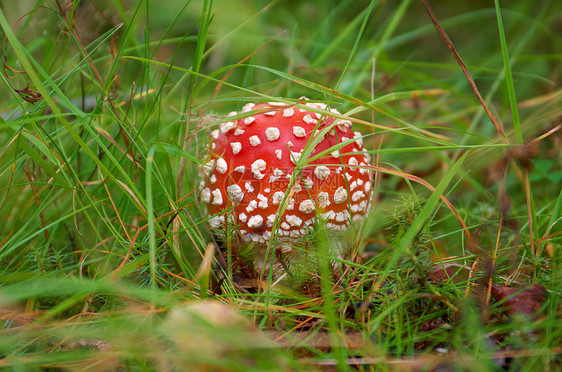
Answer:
[199,98,373,244]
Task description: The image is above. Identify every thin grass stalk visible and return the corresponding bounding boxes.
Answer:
[493,0,522,144]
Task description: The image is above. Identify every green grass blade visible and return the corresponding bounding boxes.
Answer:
[494,0,522,143]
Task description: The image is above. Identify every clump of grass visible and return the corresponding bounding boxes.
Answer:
[389,193,431,257]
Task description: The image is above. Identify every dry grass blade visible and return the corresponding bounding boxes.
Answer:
[421,0,509,144]
[24,162,49,242]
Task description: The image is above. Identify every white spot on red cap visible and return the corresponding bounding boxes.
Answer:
[335,210,350,222]
[239,213,248,222]
[275,149,283,160]
[281,222,291,230]
[353,215,364,222]
[227,184,244,202]
[310,102,328,110]
[290,150,302,164]
[249,135,261,147]
[304,177,314,189]
[244,182,254,193]
[251,159,266,179]
[283,108,294,117]
[242,103,255,112]
[334,186,348,204]
[293,126,306,137]
[318,191,330,208]
[349,157,358,167]
[265,127,280,141]
[211,129,219,140]
[200,159,215,175]
[287,198,295,210]
[234,128,245,136]
[326,222,346,232]
[200,188,211,203]
[336,120,351,131]
[359,200,368,210]
[231,142,242,154]
[352,190,365,202]
[244,116,255,125]
[353,131,363,147]
[216,158,228,174]
[246,200,258,212]
[286,215,303,227]
[234,165,245,173]
[303,114,317,124]
[246,233,264,242]
[314,165,330,180]
[247,215,263,228]
[264,110,276,116]
[266,214,276,227]
[365,181,372,193]
[272,191,285,205]
[299,199,315,214]
[212,189,223,205]
[257,193,268,209]
[220,121,237,133]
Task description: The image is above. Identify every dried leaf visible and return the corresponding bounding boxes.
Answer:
[14,82,42,103]
[491,284,546,316]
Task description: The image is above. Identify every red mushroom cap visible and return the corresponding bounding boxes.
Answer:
[199,99,373,244]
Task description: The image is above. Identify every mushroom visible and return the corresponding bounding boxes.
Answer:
[199,98,373,246]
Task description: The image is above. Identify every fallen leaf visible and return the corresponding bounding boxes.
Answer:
[491,284,546,316]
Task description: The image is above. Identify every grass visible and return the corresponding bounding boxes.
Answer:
[0,0,561,370]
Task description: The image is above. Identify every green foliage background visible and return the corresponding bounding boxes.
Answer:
[0,0,560,370]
